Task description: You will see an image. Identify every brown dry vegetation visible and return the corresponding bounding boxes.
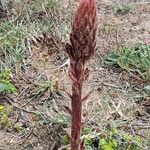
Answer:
[0,0,150,150]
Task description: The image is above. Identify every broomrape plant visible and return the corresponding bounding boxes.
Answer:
[65,0,97,149]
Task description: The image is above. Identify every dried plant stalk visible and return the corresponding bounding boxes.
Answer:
[65,0,97,149]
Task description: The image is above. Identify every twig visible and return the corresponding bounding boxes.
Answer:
[102,82,121,89]
[19,129,33,145]
[58,144,70,150]
[50,140,59,150]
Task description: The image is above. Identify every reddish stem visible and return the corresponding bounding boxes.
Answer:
[71,81,82,150]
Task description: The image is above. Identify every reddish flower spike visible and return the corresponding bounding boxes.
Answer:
[65,0,97,149]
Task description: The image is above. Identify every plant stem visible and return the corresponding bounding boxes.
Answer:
[71,81,82,150]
